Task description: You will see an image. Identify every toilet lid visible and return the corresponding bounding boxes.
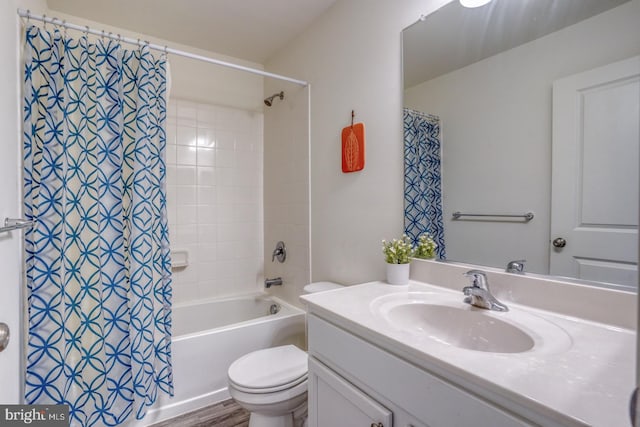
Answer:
[228,345,308,392]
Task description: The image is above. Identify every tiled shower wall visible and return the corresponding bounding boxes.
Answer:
[263,85,310,307]
[166,99,264,305]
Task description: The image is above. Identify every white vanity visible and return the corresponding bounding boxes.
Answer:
[300,260,636,427]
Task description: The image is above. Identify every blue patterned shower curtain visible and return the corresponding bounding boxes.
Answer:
[403,108,446,259]
[22,25,173,426]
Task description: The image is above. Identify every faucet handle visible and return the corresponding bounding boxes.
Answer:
[463,270,489,289]
[271,241,286,263]
[506,259,526,274]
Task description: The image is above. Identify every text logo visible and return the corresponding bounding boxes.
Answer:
[0,405,69,426]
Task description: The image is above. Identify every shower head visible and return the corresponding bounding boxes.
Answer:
[264,91,284,106]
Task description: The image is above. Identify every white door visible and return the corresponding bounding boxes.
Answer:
[551,56,640,290]
[0,4,23,403]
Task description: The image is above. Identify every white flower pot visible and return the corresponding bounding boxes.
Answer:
[386,262,410,285]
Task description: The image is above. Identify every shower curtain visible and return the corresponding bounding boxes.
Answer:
[403,108,446,259]
[22,25,173,427]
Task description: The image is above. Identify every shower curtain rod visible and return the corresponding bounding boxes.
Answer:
[17,8,309,87]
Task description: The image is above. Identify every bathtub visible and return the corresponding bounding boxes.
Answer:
[127,293,306,426]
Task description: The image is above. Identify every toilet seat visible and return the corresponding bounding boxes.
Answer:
[229,373,308,394]
[228,345,308,394]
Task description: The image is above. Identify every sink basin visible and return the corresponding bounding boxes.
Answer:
[371,292,571,354]
[385,303,534,353]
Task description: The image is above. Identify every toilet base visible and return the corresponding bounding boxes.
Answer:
[243,398,307,427]
[230,387,307,427]
[249,412,294,427]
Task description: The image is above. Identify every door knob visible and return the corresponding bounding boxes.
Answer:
[0,322,9,352]
[552,237,567,248]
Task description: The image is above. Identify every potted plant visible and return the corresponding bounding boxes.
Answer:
[382,235,413,285]
[382,233,437,285]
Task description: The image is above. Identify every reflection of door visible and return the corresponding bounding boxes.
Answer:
[551,56,640,290]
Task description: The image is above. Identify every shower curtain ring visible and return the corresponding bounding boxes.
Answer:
[26,9,30,23]
[42,14,47,29]
[84,25,89,36]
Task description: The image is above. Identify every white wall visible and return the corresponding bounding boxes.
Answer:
[404,1,640,274]
[265,0,451,285]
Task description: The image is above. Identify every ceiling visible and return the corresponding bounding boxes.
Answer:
[403,0,630,88]
[46,0,338,64]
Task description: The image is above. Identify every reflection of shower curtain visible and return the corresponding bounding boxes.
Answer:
[23,26,173,427]
[403,108,446,259]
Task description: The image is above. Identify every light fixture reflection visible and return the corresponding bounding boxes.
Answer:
[459,0,492,8]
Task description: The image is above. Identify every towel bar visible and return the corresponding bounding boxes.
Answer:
[452,212,534,221]
[0,218,35,234]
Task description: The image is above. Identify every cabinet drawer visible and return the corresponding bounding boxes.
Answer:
[308,314,532,427]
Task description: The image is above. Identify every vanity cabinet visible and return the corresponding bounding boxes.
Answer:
[307,314,533,427]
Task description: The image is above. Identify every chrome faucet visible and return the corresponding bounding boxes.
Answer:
[462,270,508,312]
[265,277,283,288]
[505,259,526,274]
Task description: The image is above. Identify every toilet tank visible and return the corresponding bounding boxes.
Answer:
[303,281,344,294]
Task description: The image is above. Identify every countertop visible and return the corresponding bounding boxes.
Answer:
[301,280,635,427]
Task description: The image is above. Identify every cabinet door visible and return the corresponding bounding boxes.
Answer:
[309,357,393,427]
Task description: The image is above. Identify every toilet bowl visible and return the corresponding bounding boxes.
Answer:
[227,282,343,427]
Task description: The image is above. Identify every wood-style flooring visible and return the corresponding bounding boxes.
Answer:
[148,399,250,427]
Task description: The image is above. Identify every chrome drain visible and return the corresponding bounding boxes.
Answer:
[269,303,281,315]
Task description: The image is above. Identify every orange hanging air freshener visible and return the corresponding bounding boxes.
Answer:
[341,110,365,173]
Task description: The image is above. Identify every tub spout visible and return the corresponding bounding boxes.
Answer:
[265,277,283,288]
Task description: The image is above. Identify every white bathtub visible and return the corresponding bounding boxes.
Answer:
[127,293,306,426]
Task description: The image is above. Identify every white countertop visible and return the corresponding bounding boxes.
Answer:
[301,280,636,427]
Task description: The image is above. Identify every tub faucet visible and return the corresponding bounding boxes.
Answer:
[462,270,508,312]
[505,259,526,274]
[265,277,283,288]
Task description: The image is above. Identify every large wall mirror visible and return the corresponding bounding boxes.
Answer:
[403,0,640,291]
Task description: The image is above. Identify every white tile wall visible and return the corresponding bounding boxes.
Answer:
[166,99,264,305]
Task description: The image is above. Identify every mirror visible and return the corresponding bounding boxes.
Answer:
[403,0,639,291]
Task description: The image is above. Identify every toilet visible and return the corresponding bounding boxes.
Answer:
[227,281,343,427]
